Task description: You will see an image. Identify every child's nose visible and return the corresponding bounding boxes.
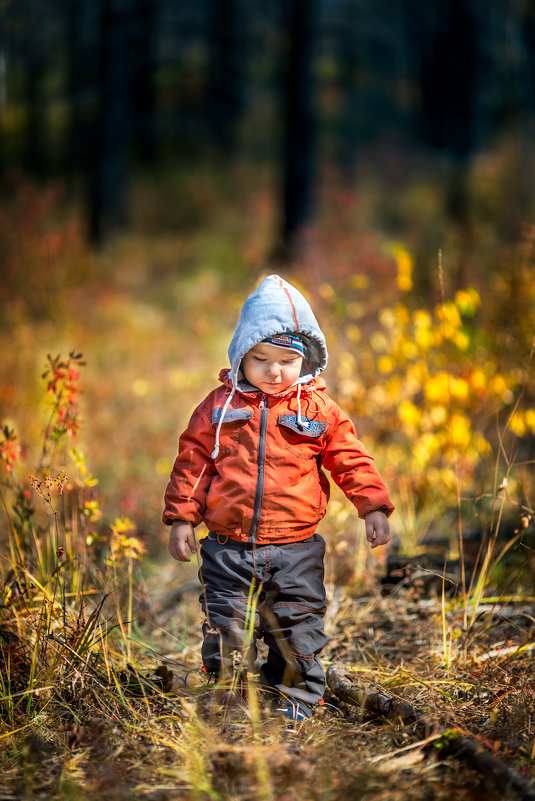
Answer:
[267,363,280,377]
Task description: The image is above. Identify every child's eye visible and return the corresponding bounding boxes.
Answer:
[253,356,267,362]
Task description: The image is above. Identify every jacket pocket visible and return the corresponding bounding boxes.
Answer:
[278,414,327,437]
[212,408,253,426]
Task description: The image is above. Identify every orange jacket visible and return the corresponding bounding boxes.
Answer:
[163,371,394,544]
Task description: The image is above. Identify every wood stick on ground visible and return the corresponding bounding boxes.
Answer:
[327,664,535,801]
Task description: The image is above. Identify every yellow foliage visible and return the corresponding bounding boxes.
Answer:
[347,301,365,318]
[132,378,150,397]
[507,409,535,437]
[413,433,442,466]
[450,377,470,402]
[449,413,472,450]
[413,309,432,328]
[426,405,448,427]
[414,325,435,350]
[337,351,357,379]
[525,409,535,432]
[491,374,514,403]
[393,244,414,292]
[110,516,146,563]
[156,456,172,476]
[83,500,102,522]
[349,274,369,290]
[370,332,388,352]
[401,339,418,360]
[454,287,480,315]
[379,308,397,329]
[395,303,411,327]
[424,373,451,403]
[470,368,487,394]
[473,432,492,455]
[436,301,462,329]
[406,361,428,389]
[452,331,470,351]
[346,324,361,343]
[398,400,422,429]
[111,516,136,535]
[328,250,528,509]
[509,413,524,436]
[319,283,336,300]
[378,355,395,374]
[385,376,403,397]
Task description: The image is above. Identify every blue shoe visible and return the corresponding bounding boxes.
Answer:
[275,698,313,721]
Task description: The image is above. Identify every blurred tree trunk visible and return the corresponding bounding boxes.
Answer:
[130,0,157,163]
[0,3,6,178]
[22,0,47,177]
[66,0,86,176]
[419,0,477,162]
[89,0,130,244]
[335,0,360,181]
[417,0,478,290]
[276,0,316,262]
[206,0,245,155]
[524,0,535,109]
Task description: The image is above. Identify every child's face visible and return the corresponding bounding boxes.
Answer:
[242,343,303,395]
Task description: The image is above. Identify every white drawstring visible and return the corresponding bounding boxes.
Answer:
[211,385,236,459]
[213,378,307,457]
[296,383,304,428]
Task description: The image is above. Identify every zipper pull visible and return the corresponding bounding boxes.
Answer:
[259,399,265,411]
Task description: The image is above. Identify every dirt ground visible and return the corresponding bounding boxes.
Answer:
[1,569,534,801]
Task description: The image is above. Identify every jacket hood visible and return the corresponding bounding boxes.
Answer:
[228,274,328,391]
[211,274,328,458]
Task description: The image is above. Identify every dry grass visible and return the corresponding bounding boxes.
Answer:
[2,573,534,801]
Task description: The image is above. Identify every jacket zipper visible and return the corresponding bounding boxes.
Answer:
[248,394,268,543]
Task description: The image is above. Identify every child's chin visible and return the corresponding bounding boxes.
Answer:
[262,384,287,394]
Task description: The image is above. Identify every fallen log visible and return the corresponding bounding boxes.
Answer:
[326,662,435,738]
[327,664,535,801]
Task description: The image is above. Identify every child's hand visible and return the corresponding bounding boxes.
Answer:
[364,511,391,549]
[169,520,196,562]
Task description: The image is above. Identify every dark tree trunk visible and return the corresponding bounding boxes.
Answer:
[89,0,130,244]
[130,0,158,163]
[206,0,245,155]
[277,0,316,260]
[416,0,478,290]
[0,3,7,178]
[335,0,360,180]
[419,0,477,160]
[22,0,47,177]
[66,0,86,175]
[524,0,535,111]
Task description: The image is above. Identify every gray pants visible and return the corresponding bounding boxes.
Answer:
[198,532,329,705]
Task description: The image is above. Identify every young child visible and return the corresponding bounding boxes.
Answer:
[163,274,394,719]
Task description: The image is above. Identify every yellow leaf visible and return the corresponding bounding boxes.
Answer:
[392,244,413,292]
[378,355,395,374]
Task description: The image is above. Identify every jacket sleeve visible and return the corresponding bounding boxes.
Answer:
[162,401,217,526]
[321,401,394,519]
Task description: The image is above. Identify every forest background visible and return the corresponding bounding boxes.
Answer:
[1,1,535,800]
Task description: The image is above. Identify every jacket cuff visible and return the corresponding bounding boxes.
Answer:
[368,506,393,517]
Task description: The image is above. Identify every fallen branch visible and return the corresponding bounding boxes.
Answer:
[327,664,535,801]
